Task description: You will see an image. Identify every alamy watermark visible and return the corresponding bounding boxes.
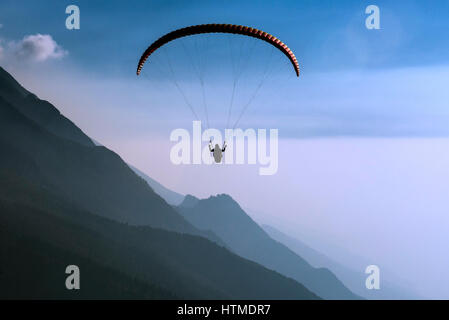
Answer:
[65,5,80,30]
[170,121,279,175]
[65,265,80,290]
[365,265,380,290]
[365,5,380,30]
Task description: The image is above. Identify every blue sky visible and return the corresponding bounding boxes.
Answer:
[1,0,448,138]
[1,1,449,298]
[2,0,449,73]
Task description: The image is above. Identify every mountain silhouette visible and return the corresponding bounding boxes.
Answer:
[176,194,360,299]
[0,171,319,299]
[0,68,94,147]
[0,66,319,299]
[263,224,421,299]
[129,164,185,205]
[180,194,201,208]
[0,67,199,234]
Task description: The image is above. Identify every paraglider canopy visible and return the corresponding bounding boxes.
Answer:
[137,24,300,77]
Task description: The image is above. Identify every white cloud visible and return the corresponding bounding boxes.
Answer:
[10,34,67,62]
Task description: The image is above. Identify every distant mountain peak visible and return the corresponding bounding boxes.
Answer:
[180,194,200,208]
[209,193,234,201]
[205,193,243,212]
[183,193,241,212]
[201,193,236,204]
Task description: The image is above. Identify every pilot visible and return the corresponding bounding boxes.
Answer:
[209,140,227,163]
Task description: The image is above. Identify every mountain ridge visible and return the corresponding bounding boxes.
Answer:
[0,66,319,299]
[176,193,360,300]
[129,164,185,206]
[262,224,422,299]
[0,70,196,234]
[0,67,94,147]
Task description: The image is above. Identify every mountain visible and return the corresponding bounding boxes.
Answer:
[0,204,177,299]
[180,194,200,208]
[0,67,198,234]
[176,194,360,300]
[129,165,185,205]
[0,66,319,299]
[263,224,422,299]
[262,225,343,269]
[0,68,94,147]
[0,170,319,299]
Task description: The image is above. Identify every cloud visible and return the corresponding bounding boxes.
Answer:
[10,34,67,62]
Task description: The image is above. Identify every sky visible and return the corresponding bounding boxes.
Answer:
[1,0,449,299]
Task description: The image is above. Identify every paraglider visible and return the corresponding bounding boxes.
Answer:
[137,24,299,166]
